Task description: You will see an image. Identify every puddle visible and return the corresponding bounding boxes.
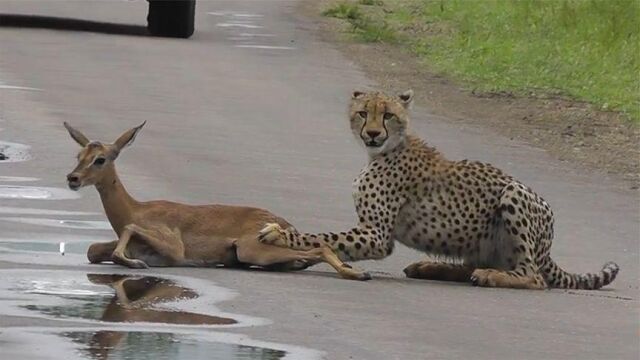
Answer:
[0,233,112,266]
[0,176,39,182]
[63,331,286,360]
[211,11,295,52]
[0,140,31,162]
[0,217,110,230]
[0,84,42,91]
[235,45,296,50]
[0,240,87,255]
[0,80,42,91]
[0,270,324,359]
[217,23,263,29]
[0,328,323,360]
[238,33,275,37]
[23,274,237,326]
[207,11,264,18]
[0,185,80,200]
[0,269,262,327]
[0,205,99,215]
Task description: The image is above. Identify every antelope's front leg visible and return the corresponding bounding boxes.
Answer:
[112,225,149,269]
[112,224,186,268]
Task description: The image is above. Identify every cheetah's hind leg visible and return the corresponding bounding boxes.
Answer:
[403,261,474,282]
[469,182,548,290]
[470,268,546,290]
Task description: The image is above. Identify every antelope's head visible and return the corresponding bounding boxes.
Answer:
[64,122,145,190]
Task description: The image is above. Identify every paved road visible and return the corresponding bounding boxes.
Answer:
[0,1,638,359]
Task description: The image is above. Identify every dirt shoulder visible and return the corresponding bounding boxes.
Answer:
[298,1,639,188]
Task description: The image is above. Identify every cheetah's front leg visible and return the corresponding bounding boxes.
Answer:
[258,223,373,281]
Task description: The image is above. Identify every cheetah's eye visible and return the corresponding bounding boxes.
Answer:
[357,111,368,119]
[383,112,394,120]
[93,157,106,166]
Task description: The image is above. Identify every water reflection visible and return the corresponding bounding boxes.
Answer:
[63,331,286,360]
[24,274,237,325]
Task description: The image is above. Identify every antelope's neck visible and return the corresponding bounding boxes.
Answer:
[95,166,138,236]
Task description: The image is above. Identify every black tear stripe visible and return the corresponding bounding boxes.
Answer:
[360,118,368,142]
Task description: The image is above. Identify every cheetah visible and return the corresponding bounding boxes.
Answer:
[259,90,619,290]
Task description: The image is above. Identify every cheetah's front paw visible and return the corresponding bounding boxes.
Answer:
[258,223,288,247]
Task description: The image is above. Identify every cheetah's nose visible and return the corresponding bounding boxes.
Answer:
[366,130,381,139]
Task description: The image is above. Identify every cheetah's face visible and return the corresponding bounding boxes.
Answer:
[349,90,413,156]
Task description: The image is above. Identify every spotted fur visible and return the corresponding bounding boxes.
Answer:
[259,90,619,290]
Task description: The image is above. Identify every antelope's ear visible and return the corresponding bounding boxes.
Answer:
[398,89,414,108]
[352,90,367,99]
[113,121,146,151]
[64,122,90,147]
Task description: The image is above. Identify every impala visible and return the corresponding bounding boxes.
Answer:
[64,122,369,280]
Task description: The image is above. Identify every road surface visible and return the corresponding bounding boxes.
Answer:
[0,1,638,359]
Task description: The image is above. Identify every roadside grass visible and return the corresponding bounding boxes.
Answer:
[321,2,362,19]
[323,1,396,43]
[322,0,640,122]
[358,0,384,5]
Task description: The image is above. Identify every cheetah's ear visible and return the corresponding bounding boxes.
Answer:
[352,90,367,99]
[398,89,414,108]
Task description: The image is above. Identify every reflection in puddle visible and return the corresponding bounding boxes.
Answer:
[64,331,286,360]
[0,140,31,162]
[0,270,251,326]
[0,217,110,229]
[24,274,237,326]
[0,185,80,200]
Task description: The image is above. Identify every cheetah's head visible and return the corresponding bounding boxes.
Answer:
[349,89,413,157]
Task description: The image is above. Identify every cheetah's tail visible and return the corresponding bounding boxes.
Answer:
[541,257,619,290]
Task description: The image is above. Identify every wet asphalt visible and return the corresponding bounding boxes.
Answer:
[0,1,638,359]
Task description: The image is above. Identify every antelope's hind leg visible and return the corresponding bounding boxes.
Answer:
[87,240,118,264]
[112,223,186,268]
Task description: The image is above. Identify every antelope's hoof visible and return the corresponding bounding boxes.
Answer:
[127,259,149,269]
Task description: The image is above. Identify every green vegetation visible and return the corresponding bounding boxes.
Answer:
[321,2,362,19]
[323,0,640,122]
[358,0,384,5]
[323,1,396,42]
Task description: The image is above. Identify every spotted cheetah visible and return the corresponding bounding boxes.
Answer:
[259,90,619,290]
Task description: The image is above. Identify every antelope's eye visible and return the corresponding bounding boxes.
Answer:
[93,157,106,166]
[357,111,367,118]
[383,112,394,120]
